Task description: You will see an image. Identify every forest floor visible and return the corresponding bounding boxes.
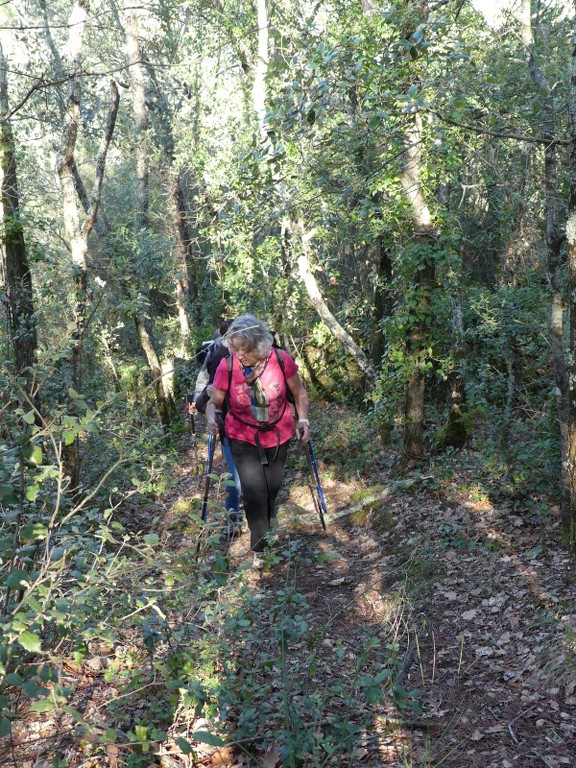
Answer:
[4,414,576,768]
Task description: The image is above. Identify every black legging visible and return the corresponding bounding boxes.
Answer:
[230,438,290,552]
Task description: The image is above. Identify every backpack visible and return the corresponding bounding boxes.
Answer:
[193,341,228,414]
[194,340,213,366]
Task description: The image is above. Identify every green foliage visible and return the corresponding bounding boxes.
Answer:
[372,234,459,425]
[0,358,183,745]
[1,0,575,762]
[128,539,414,766]
[310,405,379,476]
[463,281,550,405]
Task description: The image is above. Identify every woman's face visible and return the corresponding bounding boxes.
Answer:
[230,338,262,368]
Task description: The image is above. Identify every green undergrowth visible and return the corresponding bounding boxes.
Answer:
[2,521,423,766]
[130,536,421,766]
[1,370,561,766]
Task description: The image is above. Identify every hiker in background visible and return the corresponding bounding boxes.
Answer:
[206,314,311,567]
[191,321,229,409]
[186,320,242,537]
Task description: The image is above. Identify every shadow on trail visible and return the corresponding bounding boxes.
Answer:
[157,440,423,768]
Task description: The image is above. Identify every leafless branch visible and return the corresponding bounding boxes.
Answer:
[83,80,120,239]
[429,108,567,146]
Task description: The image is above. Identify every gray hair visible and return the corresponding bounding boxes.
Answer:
[223,314,274,358]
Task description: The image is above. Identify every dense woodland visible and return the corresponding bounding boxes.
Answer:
[2,0,576,765]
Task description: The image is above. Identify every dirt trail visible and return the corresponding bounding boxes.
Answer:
[4,430,576,768]
[166,432,576,767]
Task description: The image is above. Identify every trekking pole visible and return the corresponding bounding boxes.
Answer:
[201,432,216,523]
[304,440,328,531]
[197,432,217,555]
[186,399,196,436]
[185,393,202,484]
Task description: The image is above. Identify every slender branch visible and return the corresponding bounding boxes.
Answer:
[82,79,120,239]
[428,108,568,146]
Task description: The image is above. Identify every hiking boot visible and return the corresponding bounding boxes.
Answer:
[252,553,264,570]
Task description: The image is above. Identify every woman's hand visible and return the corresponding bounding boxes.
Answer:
[287,373,311,442]
[206,411,219,435]
[206,388,226,436]
[296,418,311,443]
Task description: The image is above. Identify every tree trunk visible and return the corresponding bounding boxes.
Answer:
[134,317,173,426]
[297,229,376,381]
[401,111,435,465]
[172,172,193,355]
[520,0,571,543]
[57,78,120,484]
[437,292,468,450]
[253,0,273,159]
[125,9,176,426]
[370,236,393,365]
[54,0,90,488]
[146,61,195,357]
[0,44,38,392]
[58,78,88,390]
[565,17,576,552]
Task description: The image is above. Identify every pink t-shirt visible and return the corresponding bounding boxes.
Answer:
[213,349,298,447]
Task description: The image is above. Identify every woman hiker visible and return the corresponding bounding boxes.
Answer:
[205,314,311,567]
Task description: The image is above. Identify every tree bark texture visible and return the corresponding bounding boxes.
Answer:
[520,0,572,541]
[0,44,38,386]
[125,9,176,426]
[565,16,576,552]
[400,111,435,464]
[438,293,468,450]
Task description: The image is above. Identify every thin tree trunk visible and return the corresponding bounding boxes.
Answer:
[0,44,38,391]
[126,11,149,234]
[253,0,273,159]
[177,169,202,323]
[125,10,176,426]
[173,172,193,355]
[520,0,571,542]
[438,292,468,449]
[134,318,173,426]
[370,236,393,365]
[565,17,576,552]
[56,74,119,485]
[58,77,89,389]
[297,230,376,381]
[146,62,194,357]
[401,111,435,465]
[55,0,90,487]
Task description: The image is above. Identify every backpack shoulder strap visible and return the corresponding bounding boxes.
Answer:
[274,346,286,380]
[274,347,296,406]
[223,354,232,413]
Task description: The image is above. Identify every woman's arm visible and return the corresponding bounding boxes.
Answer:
[287,373,311,443]
[206,388,226,435]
